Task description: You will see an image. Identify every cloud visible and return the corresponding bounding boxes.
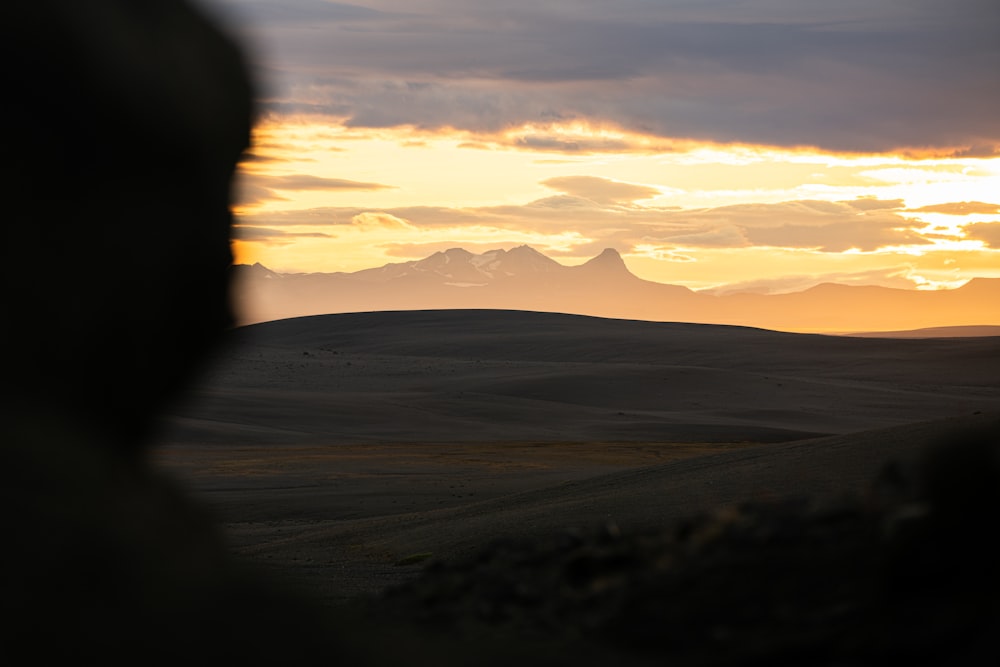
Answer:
[266,174,394,191]
[541,176,661,205]
[675,200,908,230]
[233,225,335,245]
[238,205,474,228]
[663,200,932,251]
[911,201,1000,215]
[513,134,633,154]
[742,220,931,252]
[235,182,289,206]
[964,222,1000,248]
[660,226,751,248]
[524,195,608,211]
[948,145,1000,158]
[234,172,394,206]
[208,0,1000,153]
[845,198,905,211]
[236,196,932,256]
[199,0,381,27]
[350,212,415,230]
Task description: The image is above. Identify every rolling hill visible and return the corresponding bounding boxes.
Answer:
[162,309,1000,447]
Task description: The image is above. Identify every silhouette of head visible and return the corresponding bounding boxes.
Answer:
[1,1,254,447]
[0,4,351,661]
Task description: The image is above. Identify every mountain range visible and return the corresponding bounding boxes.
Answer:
[232,245,1000,334]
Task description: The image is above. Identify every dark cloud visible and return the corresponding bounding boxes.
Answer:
[514,135,633,154]
[911,201,1000,215]
[198,0,381,27]
[948,145,1000,158]
[235,181,289,206]
[235,173,394,206]
[207,0,1000,153]
[233,225,335,245]
[964,222,1000,248]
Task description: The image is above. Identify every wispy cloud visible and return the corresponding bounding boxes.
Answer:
[233,225,335,245]
[911,201,1000,215]
[264,174,394,191]
[541,176,662,205]
[235,172,395,205]
[235,194,931,256]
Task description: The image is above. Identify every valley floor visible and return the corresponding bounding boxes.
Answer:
[154,412,1000,664]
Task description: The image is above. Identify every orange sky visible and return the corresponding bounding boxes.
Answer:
[231,118,1000,293]
[199,0,1000,295]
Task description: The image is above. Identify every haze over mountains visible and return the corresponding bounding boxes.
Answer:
[233,245,1000,334]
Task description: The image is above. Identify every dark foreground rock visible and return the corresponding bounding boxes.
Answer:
[353,421,1000,666]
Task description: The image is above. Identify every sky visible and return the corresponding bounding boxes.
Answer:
[198,0,1000,293]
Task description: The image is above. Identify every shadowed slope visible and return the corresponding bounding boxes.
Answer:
[161,310,1000,447]
[162,411,1000,610]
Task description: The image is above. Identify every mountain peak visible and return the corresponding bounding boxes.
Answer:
[236,262,282,279]
[580,247,629,273]
[508,244,547,257]
[489,245,562,274]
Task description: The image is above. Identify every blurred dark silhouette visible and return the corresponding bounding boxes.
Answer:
[0,2,342,661]
[2,1,248,446]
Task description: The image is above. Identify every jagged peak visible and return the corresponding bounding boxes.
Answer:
[496,245,562,272]
[580,247,628,272]
[241,262,276,273]
[507,244,546,256]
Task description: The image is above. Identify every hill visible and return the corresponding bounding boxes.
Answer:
[162,309,1000,447]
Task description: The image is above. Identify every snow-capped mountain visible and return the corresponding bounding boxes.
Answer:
[349,245,573,285]
[231,246,1000,334]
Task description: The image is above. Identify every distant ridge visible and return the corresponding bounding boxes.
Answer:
[232,246,1000,334]
[846,325,1000,338]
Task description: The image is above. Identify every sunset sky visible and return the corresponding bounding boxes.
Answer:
[199,0,1000,294]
